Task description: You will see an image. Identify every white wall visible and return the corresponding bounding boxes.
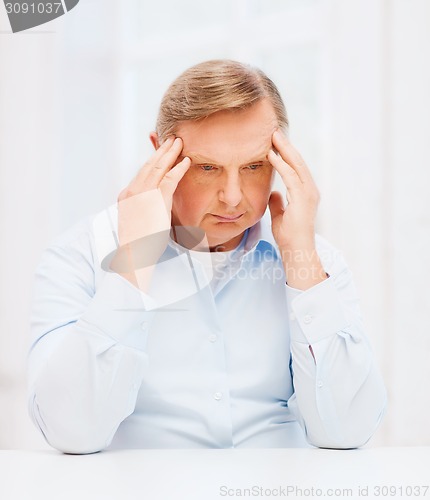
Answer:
[0,11,61,448]
[0,0,429,449]
[380,0,430,445]
[319,0,430,446]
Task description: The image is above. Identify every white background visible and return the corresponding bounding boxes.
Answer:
[0,0,429,449]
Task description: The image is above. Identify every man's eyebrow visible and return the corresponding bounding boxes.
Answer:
[180,152,271,166]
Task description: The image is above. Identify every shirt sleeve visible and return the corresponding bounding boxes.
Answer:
[285,235,387,449]
[28,218,156,454]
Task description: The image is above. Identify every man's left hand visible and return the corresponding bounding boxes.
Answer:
[267,129,327,290]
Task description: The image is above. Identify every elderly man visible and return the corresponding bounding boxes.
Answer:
[29,60,386,454]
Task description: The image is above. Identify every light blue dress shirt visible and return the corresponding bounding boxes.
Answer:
[28,205,387,454]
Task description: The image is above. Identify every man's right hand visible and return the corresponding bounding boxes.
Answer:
[112,136,191,288]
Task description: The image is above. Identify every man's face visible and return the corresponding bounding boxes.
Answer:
[172,99,278,251]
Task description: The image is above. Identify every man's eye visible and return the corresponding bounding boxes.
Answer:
[246,164,262,171]
[200,165,216,171]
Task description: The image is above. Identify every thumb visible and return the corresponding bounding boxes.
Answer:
[268,191,285,221]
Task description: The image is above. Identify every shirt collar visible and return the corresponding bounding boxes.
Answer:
[243,209,280,258]
[166,209,279,259]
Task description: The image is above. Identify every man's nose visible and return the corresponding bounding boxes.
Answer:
[218,172,243,207]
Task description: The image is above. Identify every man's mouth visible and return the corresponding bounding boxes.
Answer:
[212,213,245,222]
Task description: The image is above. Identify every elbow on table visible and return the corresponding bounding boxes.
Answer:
[306,385,388,450]
[308,433,373,450]
[31,409,112,454]
[29,396,116,454]
[44,429,111,455]
[306,409,387,450]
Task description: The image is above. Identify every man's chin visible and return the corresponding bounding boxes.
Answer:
[205,226,249,251]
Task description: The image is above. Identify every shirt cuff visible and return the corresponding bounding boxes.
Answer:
[286,277,350,344]
[79,272,157,351]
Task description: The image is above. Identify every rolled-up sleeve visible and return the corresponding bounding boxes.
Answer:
[286,236,387,449]
[28,219,154,454]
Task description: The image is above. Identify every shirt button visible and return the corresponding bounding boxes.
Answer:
[317,380,323,388]
[140,322,147,331]
[213,392,223,401]
[303,314,313,325]
[208,334,217,343]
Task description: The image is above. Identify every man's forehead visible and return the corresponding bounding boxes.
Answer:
[183,142,271,164]
[177,99,278,163]
[180,128,275,163]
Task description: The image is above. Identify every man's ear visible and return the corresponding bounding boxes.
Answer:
[149,131,160,150]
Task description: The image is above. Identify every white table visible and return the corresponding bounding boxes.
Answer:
[1,447,429,500]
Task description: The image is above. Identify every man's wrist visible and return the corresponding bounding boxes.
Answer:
[279,244,327,291]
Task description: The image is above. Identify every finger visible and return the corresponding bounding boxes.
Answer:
[143,137,184,181]
[132,137,183,191]
[147,135,176,165]
[272,130,313,184]
[150,137,184,171]
[160,156,192,197]
[268,191,285,221]
[267,149,300,199]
